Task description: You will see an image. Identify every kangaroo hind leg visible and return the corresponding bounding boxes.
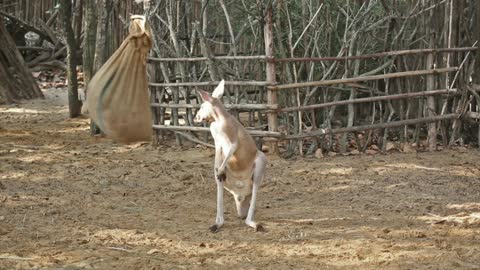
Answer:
[235,194,252,219]
[245,151,267,232]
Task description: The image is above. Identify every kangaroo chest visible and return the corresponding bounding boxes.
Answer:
[210,122,232,158]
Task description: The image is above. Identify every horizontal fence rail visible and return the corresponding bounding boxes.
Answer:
[286,114,461,139]
[148,55,268,62]
[149,45,478,150]
[147,47,477,64]
[152,125,283,138]
[151,103,278,110]
[149,80,270,87]
[272,47,478,63]
[269,67,459,90]
[278,89,458,113]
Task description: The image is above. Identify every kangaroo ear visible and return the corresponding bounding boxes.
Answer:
[212,80,225,98]
[197,88,212,102]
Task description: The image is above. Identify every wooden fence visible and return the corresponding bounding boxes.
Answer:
[148,50,477,145]
[5,1,477,154]
[148,5,479,154]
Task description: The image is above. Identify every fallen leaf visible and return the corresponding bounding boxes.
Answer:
[147,249,160,255]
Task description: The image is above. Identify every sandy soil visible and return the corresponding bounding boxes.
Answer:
[1,88,480,270]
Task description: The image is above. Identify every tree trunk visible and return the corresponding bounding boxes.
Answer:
[89,0,112,135]
[93,0,111,73]
[0,16,43,104]
[73,0,83,53]
[82,0,97,86]
[61,0,82,118]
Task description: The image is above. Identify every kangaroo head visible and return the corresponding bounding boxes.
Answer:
[194,80,225,123]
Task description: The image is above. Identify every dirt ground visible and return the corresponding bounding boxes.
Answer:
[1,88,480,270]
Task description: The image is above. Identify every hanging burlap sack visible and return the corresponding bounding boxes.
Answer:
[86,15,152,144]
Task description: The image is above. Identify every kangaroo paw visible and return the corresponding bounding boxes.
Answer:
[255,224,266,232]
[209,224,222,233]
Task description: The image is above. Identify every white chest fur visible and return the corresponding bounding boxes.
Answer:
[210,121,232,157]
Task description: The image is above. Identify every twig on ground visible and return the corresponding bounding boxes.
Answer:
[0,256,34,260]
[107,247,132,252]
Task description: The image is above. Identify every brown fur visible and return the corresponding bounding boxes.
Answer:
[195,82,267,232]
[211,98,257,172]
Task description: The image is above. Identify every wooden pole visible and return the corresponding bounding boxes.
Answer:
[152,125,283,138]
[264,3,278,153]
[269,67,459,90]
[278,89,458,113]
[426,52,437,151]
[272,47,478,63]
[151,103,278,110]
[148,55,268,62]
[146,47,477,64]
[286,114,460,139]
[149,80,270,87]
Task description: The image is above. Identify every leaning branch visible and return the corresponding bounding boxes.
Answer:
[36,18,60,47]
[174,131,214,148]
[0,10,54,44]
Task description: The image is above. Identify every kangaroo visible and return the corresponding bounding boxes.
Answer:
[194,80,267,233]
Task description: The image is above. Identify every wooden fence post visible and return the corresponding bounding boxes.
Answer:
[264,4,278,154]
[426,51,437,151]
